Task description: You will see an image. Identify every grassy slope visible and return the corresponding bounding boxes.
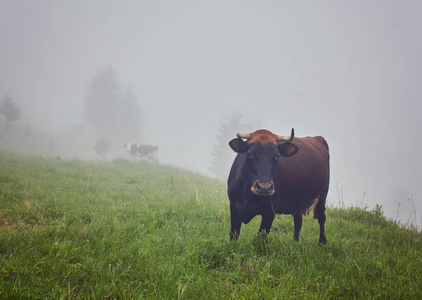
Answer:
[0,151,421,299]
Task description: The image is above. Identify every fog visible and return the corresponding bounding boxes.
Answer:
[1,1,421,227]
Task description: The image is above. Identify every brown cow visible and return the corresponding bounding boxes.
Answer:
[227,129,330,244]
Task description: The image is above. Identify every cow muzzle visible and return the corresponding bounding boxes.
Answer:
[251,180,275,196]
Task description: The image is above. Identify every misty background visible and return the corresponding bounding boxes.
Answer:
[1,1,421,228]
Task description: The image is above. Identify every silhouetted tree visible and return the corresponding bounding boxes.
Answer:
[82,67,142,141]
[94,137,112,159]
[118,87,142,140]
[210,113,258,179]
[83,67,121,136]
[0,94,21,132]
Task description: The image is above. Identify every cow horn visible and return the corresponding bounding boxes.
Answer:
[277,128,295,142]
[237,133,250,139]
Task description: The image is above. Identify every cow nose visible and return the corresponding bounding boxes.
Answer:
[252,180,275,195]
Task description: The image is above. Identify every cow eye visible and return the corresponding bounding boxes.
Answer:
[246,151,255,160]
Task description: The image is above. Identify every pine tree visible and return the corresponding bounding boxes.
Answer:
[83,67,122,137]
[118,87,142,141]
[0,94,21,132]
[82,67,142,141]
[210,113,257,179]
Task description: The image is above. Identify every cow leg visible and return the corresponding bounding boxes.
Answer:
[230,202,242,240]
[293,213,302,242]
[259,212,275,234]
[317,212,327,245]
[314,192,328,245]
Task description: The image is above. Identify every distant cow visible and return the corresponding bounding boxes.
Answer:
[124,143,158,162]
[227,129,330,244]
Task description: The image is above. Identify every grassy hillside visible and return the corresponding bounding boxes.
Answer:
[0,151,421,299]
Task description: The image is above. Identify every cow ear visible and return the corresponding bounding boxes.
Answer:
[278,142,299,157]
[229,138,248,153]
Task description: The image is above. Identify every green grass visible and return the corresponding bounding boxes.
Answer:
[0,151,421,299]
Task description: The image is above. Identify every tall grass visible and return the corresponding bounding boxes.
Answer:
[1,151,421,299]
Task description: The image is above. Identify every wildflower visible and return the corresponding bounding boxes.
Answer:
[12,272,15,276]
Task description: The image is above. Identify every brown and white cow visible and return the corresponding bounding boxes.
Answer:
[124,143,158,162]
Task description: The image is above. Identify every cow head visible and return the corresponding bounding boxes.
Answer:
[229,129,299,196]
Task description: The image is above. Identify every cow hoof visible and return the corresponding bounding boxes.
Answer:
[230,233,239,241]
[319,237,327,245]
